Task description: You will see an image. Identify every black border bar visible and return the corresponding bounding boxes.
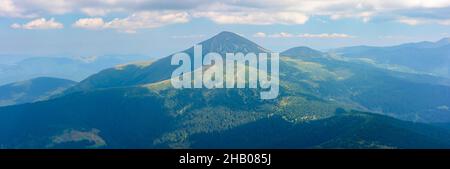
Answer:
[1,149,449,168]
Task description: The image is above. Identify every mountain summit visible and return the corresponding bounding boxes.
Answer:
[198,31,270,54]
[66,31,272,92]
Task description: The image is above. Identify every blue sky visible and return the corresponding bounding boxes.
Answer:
[1,0,449,58]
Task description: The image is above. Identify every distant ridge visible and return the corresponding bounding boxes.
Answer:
[334,37,450,77]
[0,77,76,106]
[281,46,323,58]
[0,55,150,85]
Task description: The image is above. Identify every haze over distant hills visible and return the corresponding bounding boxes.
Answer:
[333,38,450,78]
[0,31,449,149]
[0,55,151,85]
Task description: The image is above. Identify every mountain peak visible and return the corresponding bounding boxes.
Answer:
[215,31,240,37]
[198,31,270,54]
[205,31,246,43]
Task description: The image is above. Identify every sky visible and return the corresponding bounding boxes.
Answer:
[1,0,450,58]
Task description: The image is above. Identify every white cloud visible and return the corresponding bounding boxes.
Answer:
[73,18,105,29]
[11,18,64,29]
[268,32,295,38]
[397,17,450,25]
[299,33,355,39]
[104,11,190,33]
[171,34,205,39]
[378,35,411,40]
[0,0,34,18]
[73,11,190,33]
[0,0,19,17]
[397,18,422,25]
[255,32,355,39]
[330,11,374,23]
[193,11,308,25]
[253,32,267,38]
[80,7,124,16]
[3,0,450,26]
[19,0,75,14]
[80,8,109,16]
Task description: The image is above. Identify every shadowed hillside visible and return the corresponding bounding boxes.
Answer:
[0,77,76,107]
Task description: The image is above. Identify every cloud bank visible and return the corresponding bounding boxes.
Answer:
[2,0,450,32]
[253,32,355,39]
[11,18,63,29]
[73,11,189,33]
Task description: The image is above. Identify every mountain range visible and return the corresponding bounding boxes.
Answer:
[333,38,450,78]
[0,31,449,148]
[0,54,151,85]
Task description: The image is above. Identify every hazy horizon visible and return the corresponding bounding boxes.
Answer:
[0,32,448,61]
[1,0,450,58]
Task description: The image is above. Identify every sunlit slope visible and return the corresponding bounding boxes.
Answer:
[65,31,270,94]
[280,47,450,122]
